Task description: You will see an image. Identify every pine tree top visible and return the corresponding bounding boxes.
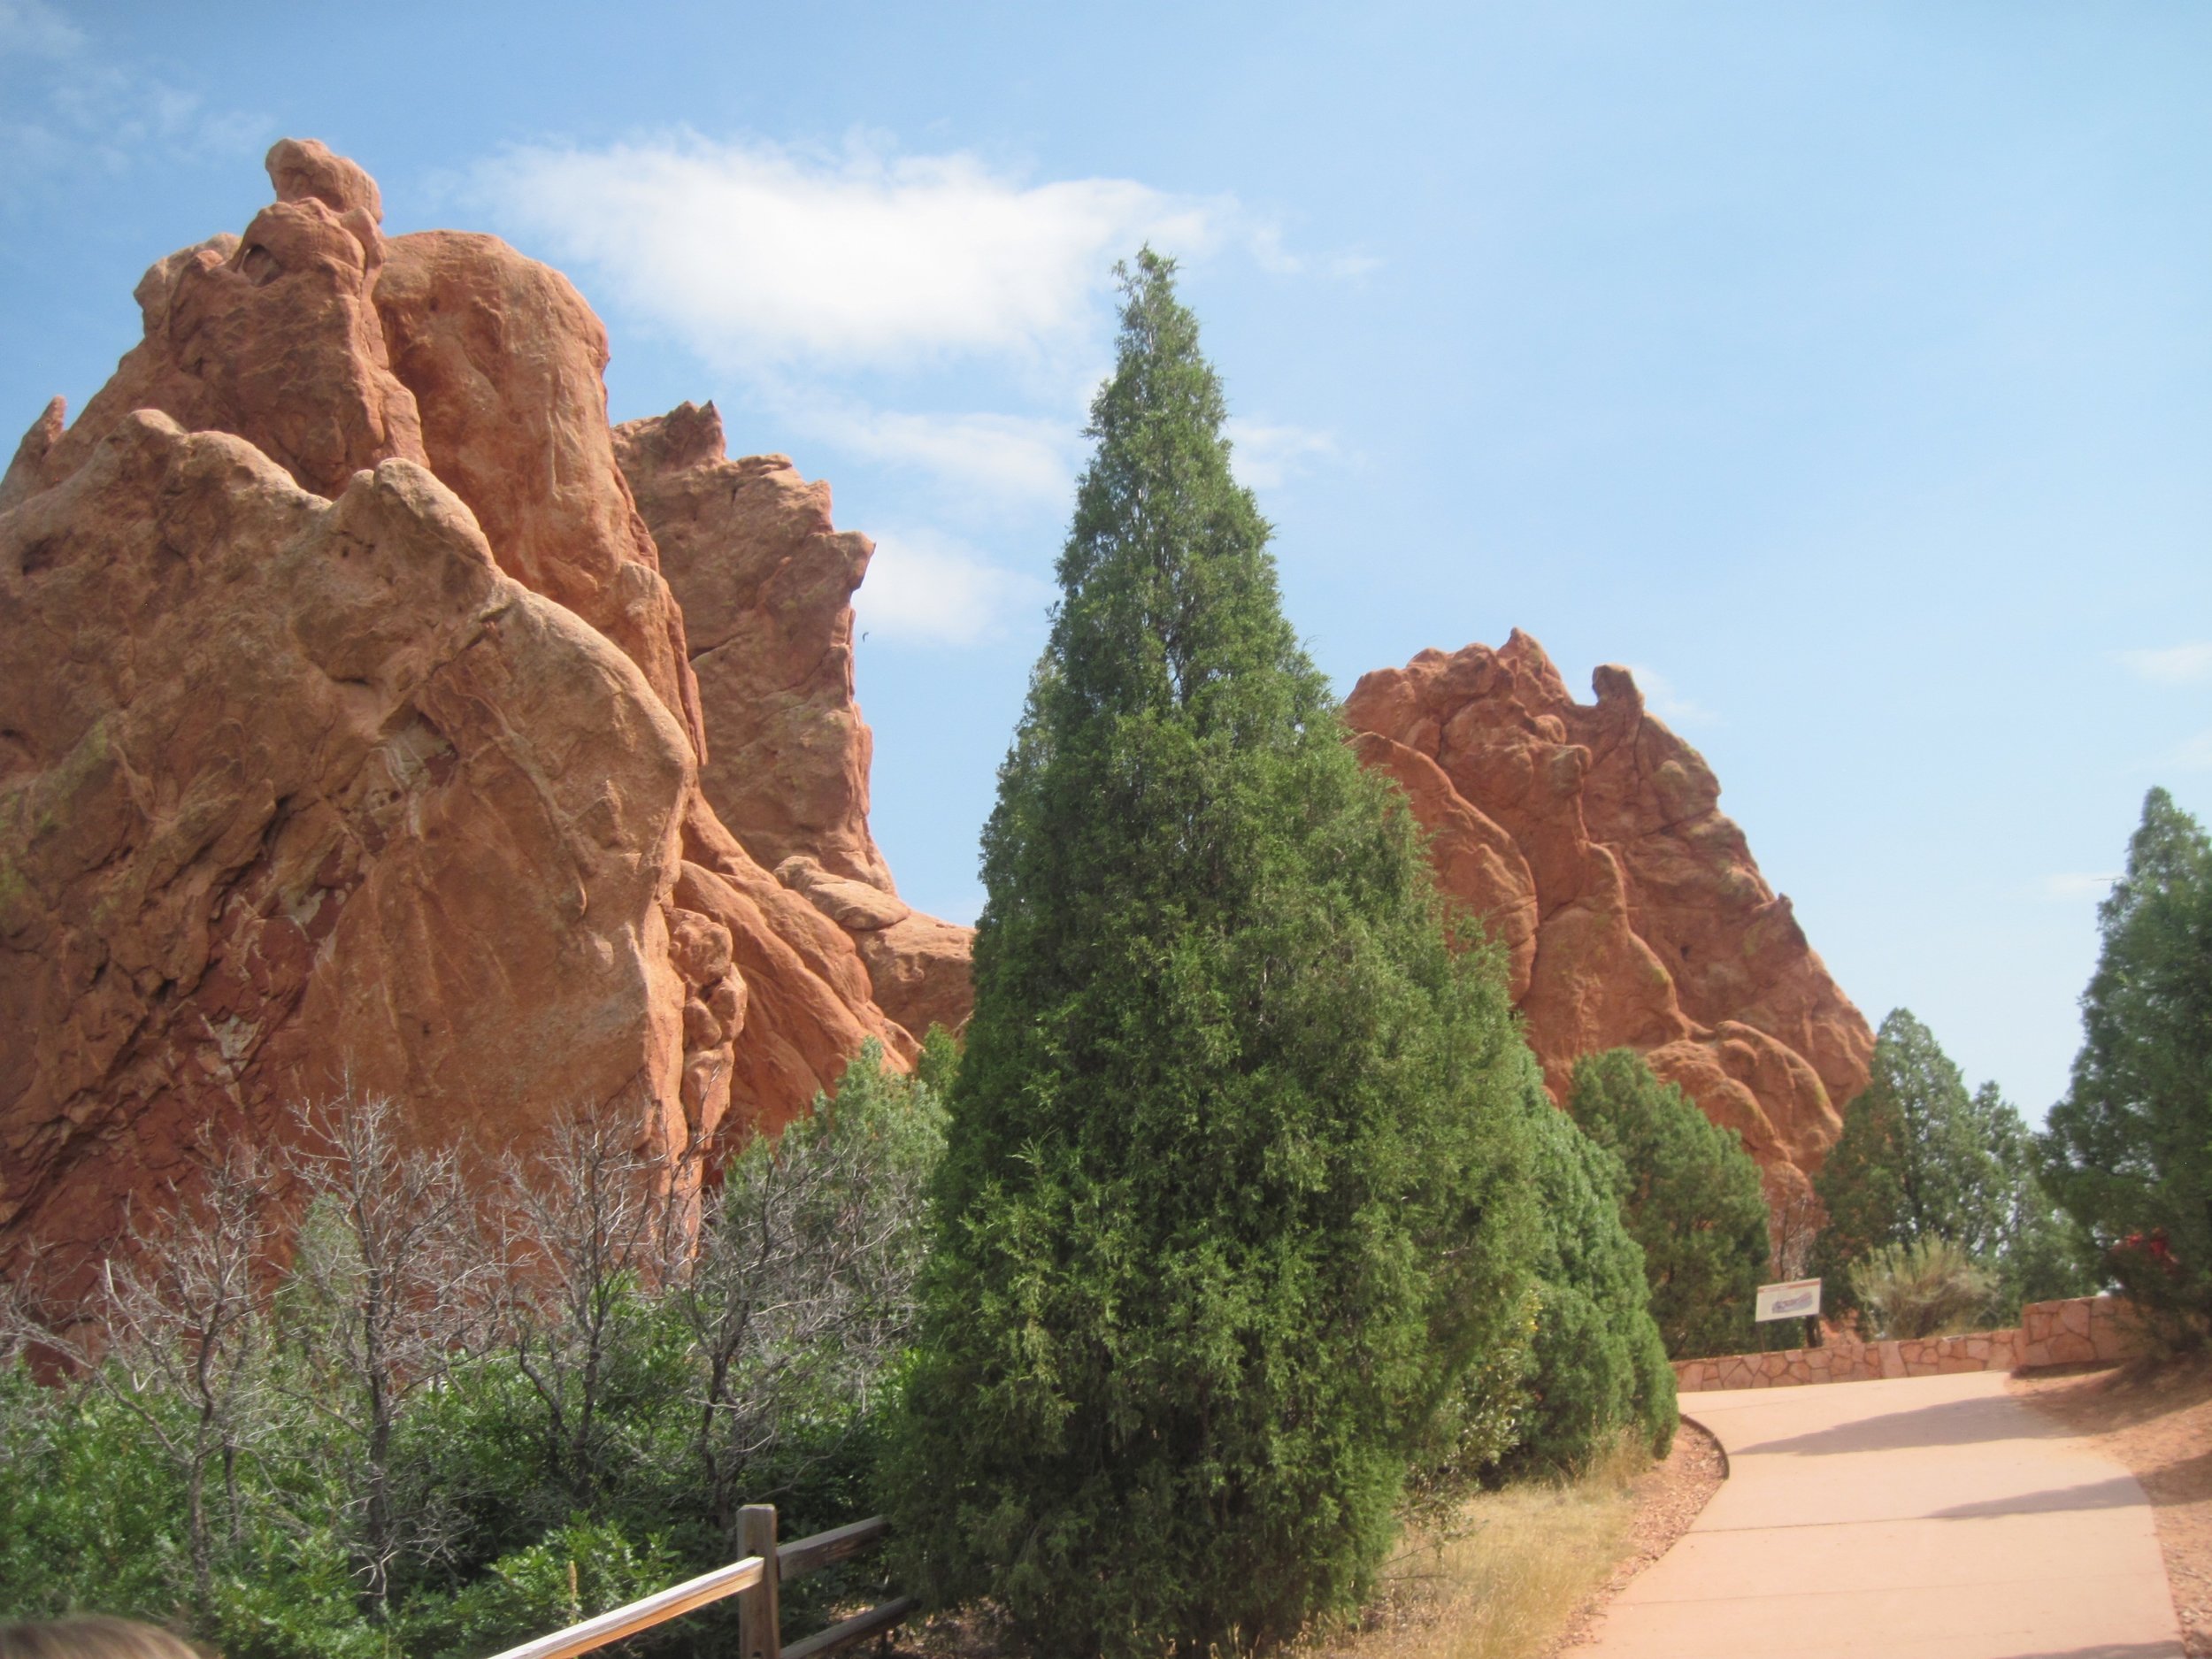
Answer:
[1045,248,1324,738]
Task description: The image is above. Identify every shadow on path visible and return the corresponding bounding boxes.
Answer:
[1932,1475,2145,1519]
[1733,1394,2073,1458]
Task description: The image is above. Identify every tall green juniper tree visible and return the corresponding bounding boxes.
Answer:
[1567,1049,1770,1361]
[887,251,1538,1657]
[2041,788,2212,1334]
[1512,1067,1676,1475]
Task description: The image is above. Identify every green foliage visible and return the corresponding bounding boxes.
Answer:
[1806,1088,1906,1310]
[915,1024,962,1096]
[1410,1286,1539,1501]
[1974,1083,2099,1318]
[1509,1075,1676,1476]
[2041,788,2212,1336]
[0,1045,944,1657]
[886,250,1539,1658]
[1848,1238,1998,1340]
[1813,1008,2085,1322]
[0,1363,188,1624]
[407,1518,689,1659]
[1567,1048,1770,1360]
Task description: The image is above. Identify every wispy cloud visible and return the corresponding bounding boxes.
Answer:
[1224,419,1340,489]
[2175,729,2212,772]
[0,3,264,185]
[1244,222,1380,281]
[477,132,1226,373]
[780,394,1079,508]
[2039,872,2119,900]
[2116,642,2212,687]
[856,526,1053,647]
[1620,663,1718,728]
[0,0,82,57]
[472,132,1350,517]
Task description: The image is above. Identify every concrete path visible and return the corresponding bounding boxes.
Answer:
[1584,1370,2185,1659]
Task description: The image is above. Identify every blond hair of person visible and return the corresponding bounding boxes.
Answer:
[0,1618,209,1659]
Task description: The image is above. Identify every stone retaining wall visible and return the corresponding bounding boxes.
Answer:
[1672,1294,2144,1393]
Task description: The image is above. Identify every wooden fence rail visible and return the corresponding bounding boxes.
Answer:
[485,1555,765,1659]
[486,1505,911,1659]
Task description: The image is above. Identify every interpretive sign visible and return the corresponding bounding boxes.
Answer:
[1755,1278,1823,1323]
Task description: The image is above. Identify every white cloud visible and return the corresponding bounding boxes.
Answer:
[473,131,1350,513]
[1620,663,1718,728]
[856,526,1053,647]
[1223,419,1339,489]
[0,0,81,57]
[2039,872,2119,900]
[2176,729,2212,772]
[477,133,1226,372]
[2118,642,2212,687]
[782,395,1078,507]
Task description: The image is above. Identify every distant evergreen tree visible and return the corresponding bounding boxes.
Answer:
[1511,1070,1676,1474]
[885,251,1537,1657]
[1808,1077,1907,1317]
[1974,1081,2097,1317]
[1815,1008,2089,1321]
[2042,788,2212,1334]
[1568,1048,1770,1360]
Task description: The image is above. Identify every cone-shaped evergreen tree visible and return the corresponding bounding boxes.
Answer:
[1513,1063,1677,1473]
[887,252,1536,1656]
[2041,788,2212,1331]
[1567,1048,1770,1361]
[1813,1008,2019,1316]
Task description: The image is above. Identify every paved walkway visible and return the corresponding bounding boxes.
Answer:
[1585,1370,2185,1659]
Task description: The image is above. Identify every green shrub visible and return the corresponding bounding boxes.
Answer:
[1567,1049,1770,1360]
[404,1517,688,1658]
[1509,1076,1676,1476]
[1816,1008,2093,1325]
[1409,1285,1538,1504]
[1849,1238,1997,1339]
[0,1043,945,1658]
[0,1361,189,1624]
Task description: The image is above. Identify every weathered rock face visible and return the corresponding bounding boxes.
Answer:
[770,855,978,1044]
[0,141,944,1271]
[12,140,422,508]
[612,403,975,1041]
[1346,632,1873,1195]
[612,404,880,887]
[374,233,705,757]
[0,418,695,1263]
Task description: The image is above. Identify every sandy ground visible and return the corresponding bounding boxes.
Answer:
[2012,1356,2212,1657]
[1552,1418,1727,1653]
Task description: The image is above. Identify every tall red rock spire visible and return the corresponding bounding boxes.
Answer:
[0,141,962,1275]
[1346,631,1873,1197]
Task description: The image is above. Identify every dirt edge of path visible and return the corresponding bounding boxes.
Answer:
[2012,1356,2212,1658]
[1555,1414,1727,1653]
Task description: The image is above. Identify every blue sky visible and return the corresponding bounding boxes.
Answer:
[4,1,2207,1120]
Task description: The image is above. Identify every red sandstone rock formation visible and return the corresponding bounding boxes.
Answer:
[0,141,940,1271]
[611,403,975,1044]
[1346,631,1873,1195]
[612,403,883,887]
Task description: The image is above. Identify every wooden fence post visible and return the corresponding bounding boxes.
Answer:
[737,1504,780,1659]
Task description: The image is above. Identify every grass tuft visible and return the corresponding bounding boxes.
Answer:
[1295,1437,1649,1659]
